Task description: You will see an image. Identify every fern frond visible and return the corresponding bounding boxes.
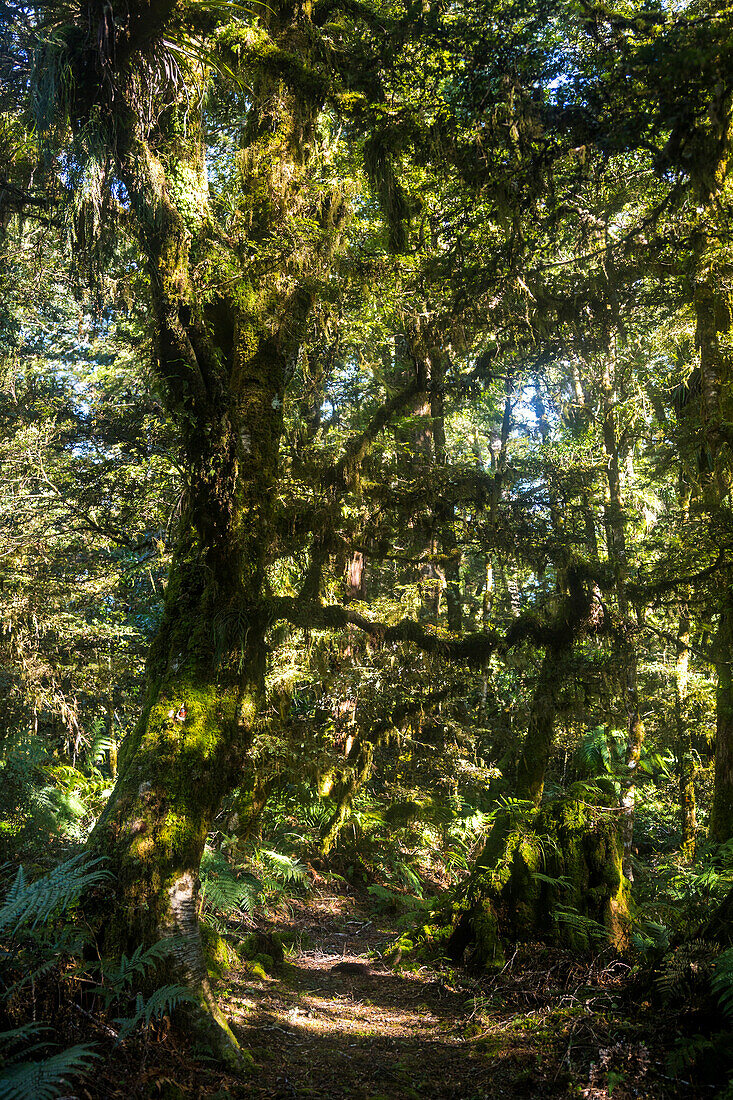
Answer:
[712,948,733,1021]
[5,927,88,998]
[114,984,195,1042]
[0,854,111,934]
[392,860,423,897]
[258,849,307,884]
[0,1043,99,1100]
[0,1023,49,1058]
[89,935,190,1008]
[554,906,608,943]
[657,940,719,1003]
[532,872,571,891]
[200,848,262,914]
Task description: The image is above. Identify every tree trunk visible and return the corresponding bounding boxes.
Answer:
[601,357,644,881]
[443,576,622,965]
[675,598,696,857]
[320,734,376,857]
[692,232,733,844]
[515,639,571,806]
[76,20,321,1056]
[674,479,696,858]
[711,580,733,842]
[89,322,286,1059]
[431,351,462,633]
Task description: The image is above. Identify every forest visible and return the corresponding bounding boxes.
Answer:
[1,0,733,1097]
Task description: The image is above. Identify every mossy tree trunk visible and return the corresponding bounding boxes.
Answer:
[445,574,623,966]
[675,596,696,857]
[88,118,296,1048]
[692,237,733,844]
[66,0,330,1059]
[320,735,376,857]
[674,479,696,858]
[446,796,629,967]
[514,638,572,806]
[431,349,463,633]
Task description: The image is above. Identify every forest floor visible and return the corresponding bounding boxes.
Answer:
[170,883,693,1100]
[76,880,706,1099]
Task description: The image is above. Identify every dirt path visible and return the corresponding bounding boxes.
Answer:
[224,891,495,1100]
[219,889,677,1100]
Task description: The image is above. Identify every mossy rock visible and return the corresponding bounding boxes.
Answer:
[240,930,284,967]
[244,960,268,980]
[253,952,275,973]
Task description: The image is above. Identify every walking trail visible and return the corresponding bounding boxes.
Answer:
[216,886,673,1100]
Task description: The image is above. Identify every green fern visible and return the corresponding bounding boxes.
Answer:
[531,872,571,891]
[574,726,625,778]
[0,854,111,934]
[0,1026,99,1100]
[257,849,308,885]
[631,919,670,955]
[114,985,195,1042]
[4,926,88,998]
[94,937,188,1004]
[391,859,424,897]
[84,722,116,768]
[554,906,608,945]
[657,940,719,1004]
[200,847,262,914]
[712,947,733,1021]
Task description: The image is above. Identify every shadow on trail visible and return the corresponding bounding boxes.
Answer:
[226,958,566,1100]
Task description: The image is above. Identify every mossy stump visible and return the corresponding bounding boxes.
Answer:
[446,796,630,967]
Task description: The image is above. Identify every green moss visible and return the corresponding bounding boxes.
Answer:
[385,933,415,964]
[471,900,506,968]
[447,797,630,964]
[253,952,275,973]
[244,960,268,980]
[167,158,208,234]
[201,924,240,981]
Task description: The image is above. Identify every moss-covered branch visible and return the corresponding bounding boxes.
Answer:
[269,577,605,666]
